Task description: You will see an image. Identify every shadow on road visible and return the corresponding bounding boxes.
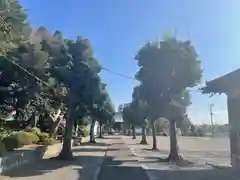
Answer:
[145,166,238,180]
[97,136,120,140]
[97,156,150,180]
[2,155,102,180]
[72,148,119,153]
[80,142,110,147]
[1,144,111,180]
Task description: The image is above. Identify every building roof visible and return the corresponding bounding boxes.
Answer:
[202,68,240,94]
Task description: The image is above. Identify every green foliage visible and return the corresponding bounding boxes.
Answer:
[0,127,13,139]
[14,131,40,145]
[1,131,40,149]
[1,134,22,150]
[36,131,57,146]
[0,0,30,54]
[135,38,202,120]
[0,141,6,156]
[24,127,41,135]
[83,127,89,137]
[42,137,57,146]
[177,115,192,136]
[122,86,148,128]
[37,132,49,142]
[0,3,113,158]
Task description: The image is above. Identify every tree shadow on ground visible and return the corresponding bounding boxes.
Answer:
[145,166,237,180]
[142,148,163,152]
[80,142,110,146]
[97,155,237,180]
[2,153,238,180]
[97,136,119,140]
[72,148,119,153]
[208,165,240,179]
[2,155,104,180]
[97,157,150,180]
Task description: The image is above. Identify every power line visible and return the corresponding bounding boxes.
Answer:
[101,67,136,80]
[2,55,202,94]
[101,66,202,93]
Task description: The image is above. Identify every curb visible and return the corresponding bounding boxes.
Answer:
[0,143,62,175]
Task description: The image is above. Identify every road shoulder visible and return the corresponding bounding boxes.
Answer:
[0,137,112,180]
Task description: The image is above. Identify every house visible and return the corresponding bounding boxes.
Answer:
[202,68,240,167]
[113,112,123,132]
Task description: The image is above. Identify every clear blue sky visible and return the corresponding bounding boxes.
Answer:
[19,0,240,124]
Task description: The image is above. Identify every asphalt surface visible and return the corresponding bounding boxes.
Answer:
[97,137,150,180]
[1,136,238,180]
[122,135,240,180]
[0,138,109,180]
[123,135,230,166]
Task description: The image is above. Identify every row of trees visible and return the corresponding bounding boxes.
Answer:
[0,0,115,159]
[123,36,202,162]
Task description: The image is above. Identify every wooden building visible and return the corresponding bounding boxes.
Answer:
[202,68,240,167]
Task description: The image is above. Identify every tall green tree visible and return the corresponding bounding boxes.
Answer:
[0,0,31,54]
[48,36,102,159]
[134,37,202,151]
[122,104,138,139]
[132,86,149,144]
[164,90,190,161]
[88,82,114,142]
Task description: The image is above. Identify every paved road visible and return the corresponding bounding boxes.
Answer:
[97,137,149,180]
[0,138,110,180]
[123,135,230,166]
[122,135,240,180]
[1,135,237,180]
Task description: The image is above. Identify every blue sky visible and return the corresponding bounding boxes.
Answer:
[19,0,240,124]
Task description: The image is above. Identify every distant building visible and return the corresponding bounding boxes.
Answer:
[114,112,123,123]
[113,112,123,131]
[118,103,130,112]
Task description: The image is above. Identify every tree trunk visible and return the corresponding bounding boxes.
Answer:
[73,124,80,146]
[89,119,96,143]
[98,123,103,138]
[140,125,148,144]
[50,109,62,136]
[132,125,136,139]
[168,120,179,161]
[109,126,112,134]
[151,120,157,150]
[34,113,39,127]
[57,104,75,160]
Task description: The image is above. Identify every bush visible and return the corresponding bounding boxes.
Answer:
[83,127,89,137]
[25,127,41,135]
[0,128,12,140]
[38,132,49,142]
[14,131,40,146]
[0,142,6,156]
[3,131,40,149]
[37,132,58,146]
[2,135,22,150]
[42,138,57,146]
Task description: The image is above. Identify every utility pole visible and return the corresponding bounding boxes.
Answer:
[210,104,214,135]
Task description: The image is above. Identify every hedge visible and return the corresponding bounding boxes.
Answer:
[0,128,58,155]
